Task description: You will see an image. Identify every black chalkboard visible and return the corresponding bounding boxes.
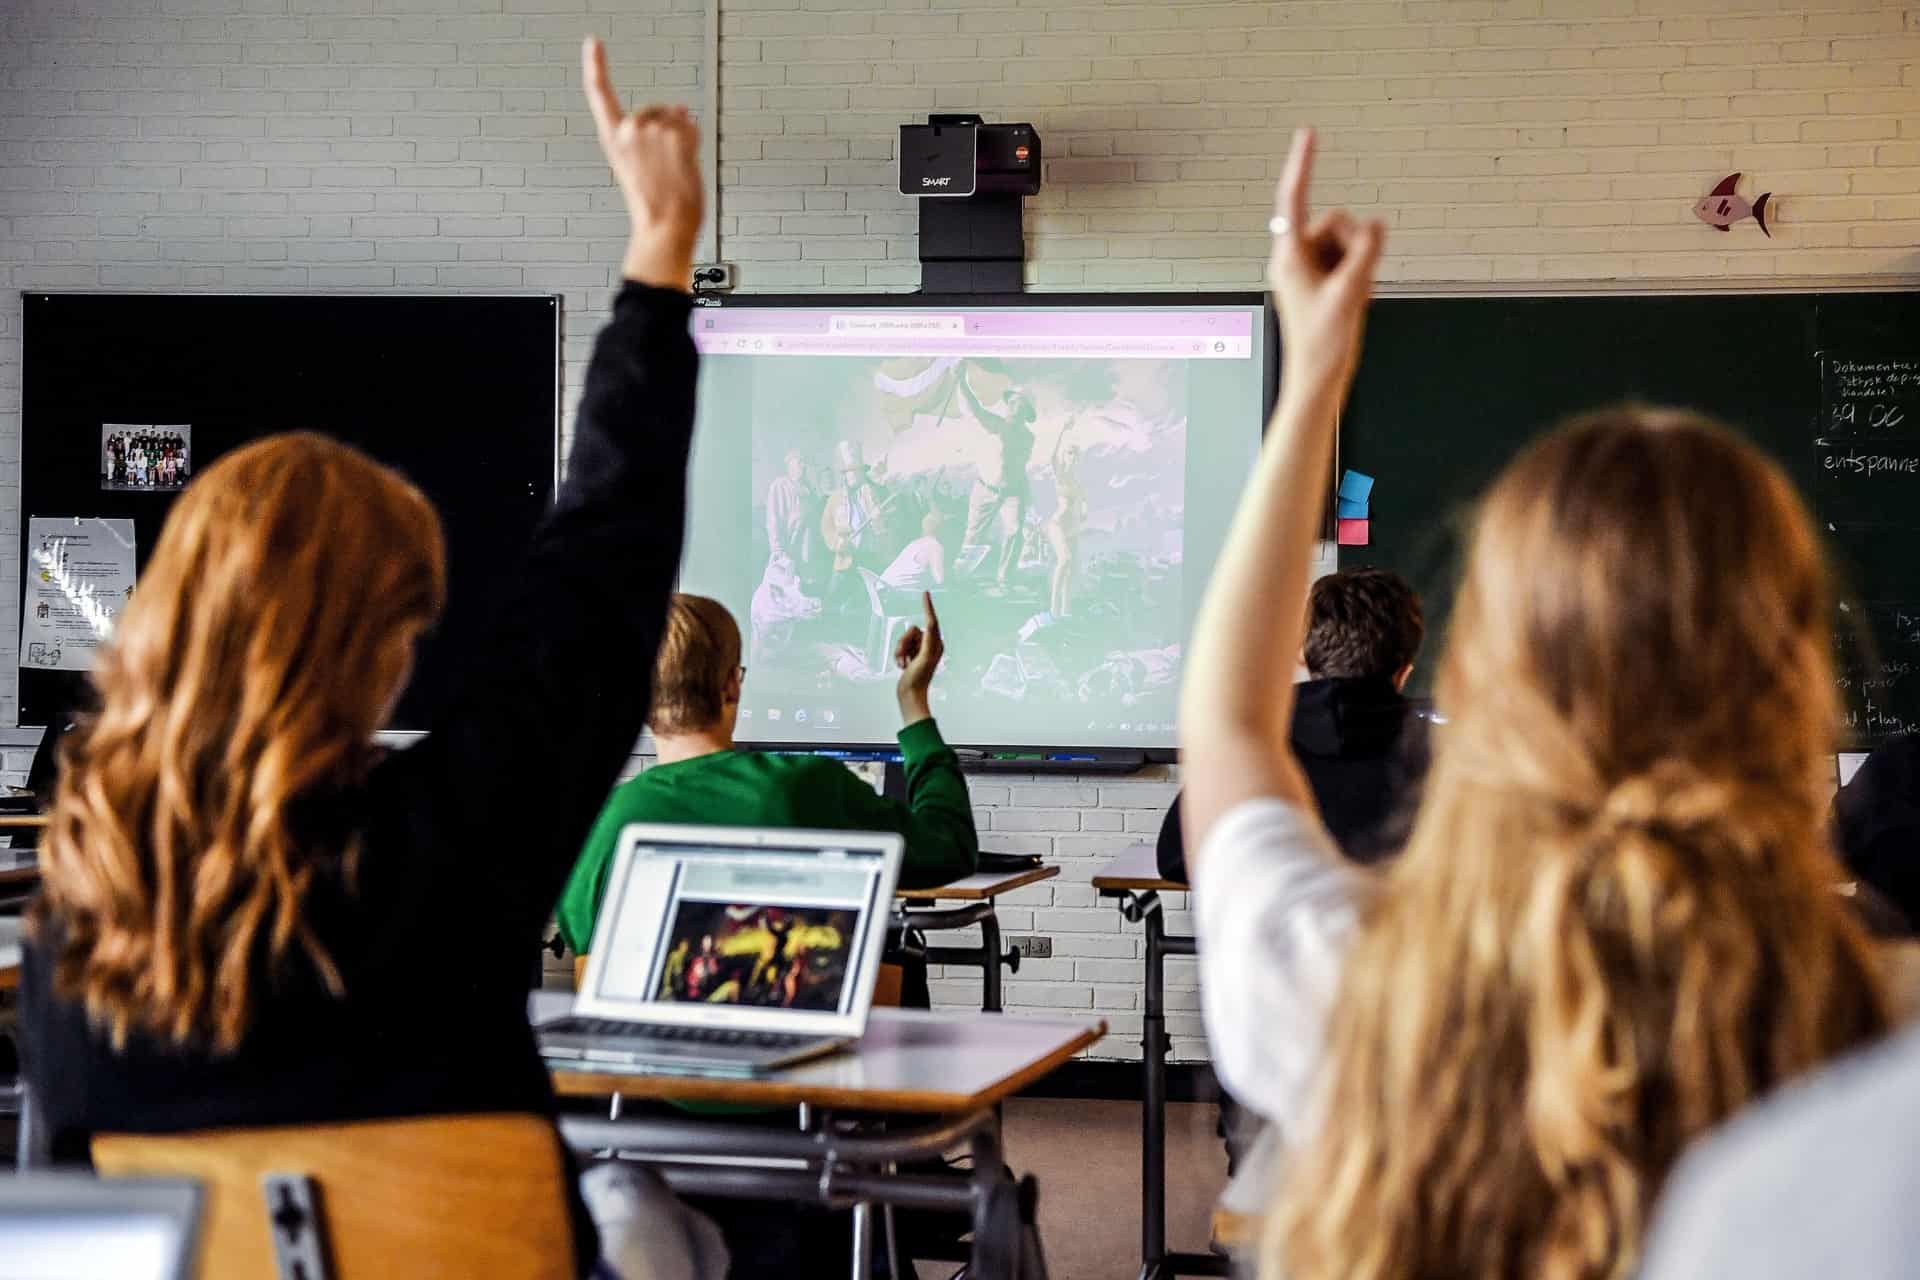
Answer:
[21,293,561,730]
[1338,287,1920,748]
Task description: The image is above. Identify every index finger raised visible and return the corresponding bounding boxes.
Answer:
[1276,126,1315,235]
[581,35,623,142]
[922,590,941,637]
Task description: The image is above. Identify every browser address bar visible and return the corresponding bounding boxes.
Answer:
[694,335,1253,359]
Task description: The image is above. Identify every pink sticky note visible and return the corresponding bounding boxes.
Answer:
[1337,518,1370,546]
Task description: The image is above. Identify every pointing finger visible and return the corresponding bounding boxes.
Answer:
[582,36,623,144]
[1276,127,1314,239]
[921,591,941,639]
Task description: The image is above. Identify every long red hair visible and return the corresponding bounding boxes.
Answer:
[33,433,445,1053]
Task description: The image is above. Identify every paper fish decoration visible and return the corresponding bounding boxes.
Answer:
[1693,173,1771,237]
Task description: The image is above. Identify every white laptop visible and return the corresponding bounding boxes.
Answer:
[0,1175,203,1280]
[538,823,903,1077]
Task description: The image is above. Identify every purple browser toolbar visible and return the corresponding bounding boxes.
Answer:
[691,308,1254,336]
[690,306,1258,359]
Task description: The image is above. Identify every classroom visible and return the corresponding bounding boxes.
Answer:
[2,1,1919,1277]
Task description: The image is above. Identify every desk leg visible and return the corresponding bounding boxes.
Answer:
[851,1201,875,1280]
[16,1077,46,1172]
[1140,898,1168,1280]
[980,908,1004,1014]
[913,901,1008,1015]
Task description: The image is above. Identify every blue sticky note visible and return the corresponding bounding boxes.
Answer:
[1336,497,1368,520]
[1338,470,1375,504]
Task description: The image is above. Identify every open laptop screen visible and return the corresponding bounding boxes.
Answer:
[581,826,899,1037]
[0,1177,202,1280]
[4,1215,189,1280]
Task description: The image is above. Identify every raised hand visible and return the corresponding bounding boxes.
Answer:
[894,592,945,726]
[582,35,704,290]
[1268,128,1385,398]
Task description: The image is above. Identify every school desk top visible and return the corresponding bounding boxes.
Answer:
[0,916,21,991]
[894,865,1059,902]
[1091,844,1187,893]
[0,856,38,890]
[536,997,1105,1113]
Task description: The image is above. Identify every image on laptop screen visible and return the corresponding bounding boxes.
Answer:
[592,834,891,1024]
[653,900,858,1012]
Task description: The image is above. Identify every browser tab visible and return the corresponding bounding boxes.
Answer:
[828,314,966,336]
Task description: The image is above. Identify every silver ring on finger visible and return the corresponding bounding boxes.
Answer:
[1268,215,1292,236]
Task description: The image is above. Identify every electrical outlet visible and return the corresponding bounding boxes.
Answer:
[692,262,736,292]
[1009,935,1052,959]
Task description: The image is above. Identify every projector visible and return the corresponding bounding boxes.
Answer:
[899,115,1041,198]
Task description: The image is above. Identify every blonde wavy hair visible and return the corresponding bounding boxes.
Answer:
[1274,408,1889,1280]
[32,433,445,1054]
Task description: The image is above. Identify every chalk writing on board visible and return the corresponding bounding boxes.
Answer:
[1819,352,1920,442]
[1840,698,1917,740]
[1822,448,1920,476]
[1834,603,1920,745]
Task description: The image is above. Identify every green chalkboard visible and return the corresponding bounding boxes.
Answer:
[1337,288,1920,747]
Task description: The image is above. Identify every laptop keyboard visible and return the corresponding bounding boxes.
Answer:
[545,1017,814,1050]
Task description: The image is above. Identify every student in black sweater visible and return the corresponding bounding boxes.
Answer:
[1833,733,1920,935]
[22,38,709,1279]
[1157,568,1427,881]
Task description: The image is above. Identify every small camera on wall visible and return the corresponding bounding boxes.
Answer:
[899,115,1041,199]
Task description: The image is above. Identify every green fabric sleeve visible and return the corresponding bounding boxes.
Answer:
[553,788,633,955]
[837,718,980,890]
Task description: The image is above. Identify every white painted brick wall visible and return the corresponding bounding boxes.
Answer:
[8,0,1920,1060]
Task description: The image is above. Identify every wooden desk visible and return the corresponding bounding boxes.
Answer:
[1094,844,1224,1280]
[549,1007,1105,1112]
[1091,843,1184,894]
[895,864,1058,902]
[0,815,47,831]
[0,855,37,914]
[542,999,1105,1280]
[1,917,21,992]
[895,865,1059,1012]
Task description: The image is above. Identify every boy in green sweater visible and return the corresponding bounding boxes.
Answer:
[555,590,978,955]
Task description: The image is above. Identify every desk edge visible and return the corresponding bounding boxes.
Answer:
[895,864,1061,902]
[1091,875,1188,892]
[549,1018,1109,1112]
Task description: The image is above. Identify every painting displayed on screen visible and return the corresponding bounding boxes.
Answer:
[682,302,1266,750]
[653,901,858,1013]
[100,424,191,493]
[749,356,1185,739]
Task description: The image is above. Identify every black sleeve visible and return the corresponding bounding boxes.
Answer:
[1155,791,1188,884]
[368,283,697,931]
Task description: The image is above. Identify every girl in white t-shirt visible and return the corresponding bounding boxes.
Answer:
[1180,129,1889,1280]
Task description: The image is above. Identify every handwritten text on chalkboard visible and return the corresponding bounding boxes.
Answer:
[1823,448,1920,476]
[1821,353,1920,442]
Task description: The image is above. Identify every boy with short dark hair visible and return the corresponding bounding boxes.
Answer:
[1156,567,1426,881]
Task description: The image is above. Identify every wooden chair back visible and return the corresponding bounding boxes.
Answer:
[93,1114,575,1279]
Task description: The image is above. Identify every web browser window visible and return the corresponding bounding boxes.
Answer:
[595,843,887,1020]
[682,300,1269,751]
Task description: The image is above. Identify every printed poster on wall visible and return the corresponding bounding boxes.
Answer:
[21,516,137,672]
